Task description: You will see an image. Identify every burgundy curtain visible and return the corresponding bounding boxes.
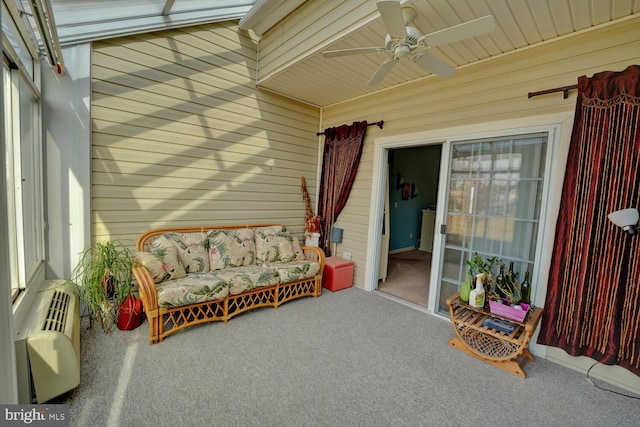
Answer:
[317,121,368,256]
[537,65,640,376]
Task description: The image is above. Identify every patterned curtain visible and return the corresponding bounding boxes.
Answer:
[537,65,640,376]
[317,121,368,256]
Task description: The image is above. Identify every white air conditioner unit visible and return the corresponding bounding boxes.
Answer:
[15,280,80,403]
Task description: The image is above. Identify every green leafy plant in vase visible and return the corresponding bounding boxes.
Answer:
[69,240,135,332]
[461,253,496,303]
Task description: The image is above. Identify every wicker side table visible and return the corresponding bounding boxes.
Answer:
[446,293,543,378]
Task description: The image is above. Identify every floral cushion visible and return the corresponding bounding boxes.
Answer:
[158,232,209,274]
[278,235,304,263]
[136,246,186,283]
[156,272,229,308]
[254,225,286,264]
[273,260,321,284]
[208,228,256,270]
[215,265,280,295]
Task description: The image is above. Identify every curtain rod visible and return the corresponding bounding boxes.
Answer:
[528,84,578,99]
[316,120,384,136]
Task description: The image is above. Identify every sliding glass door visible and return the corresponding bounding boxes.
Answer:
[436,133,548,314]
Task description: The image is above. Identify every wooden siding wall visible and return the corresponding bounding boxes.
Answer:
[91,22,320,246]
[320,17,640,289]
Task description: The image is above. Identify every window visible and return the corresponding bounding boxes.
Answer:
[3,7,44,302]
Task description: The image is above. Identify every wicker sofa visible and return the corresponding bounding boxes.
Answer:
[132,224,325,344]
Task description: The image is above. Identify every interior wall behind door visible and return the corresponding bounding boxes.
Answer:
[389,145,442,251]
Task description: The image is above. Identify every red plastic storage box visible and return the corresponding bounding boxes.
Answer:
[323,256,354,292]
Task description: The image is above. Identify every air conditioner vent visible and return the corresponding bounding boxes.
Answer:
[16,281,80,403]
[42,290,70,333]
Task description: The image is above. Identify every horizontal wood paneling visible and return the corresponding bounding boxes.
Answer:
[321,18,640,288]
[91,22,320,245]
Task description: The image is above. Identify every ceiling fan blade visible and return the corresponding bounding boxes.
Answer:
[377,1,407,39]
[412,53,455,78]
[323,47,387,58]
[423,15,496,47]
[368,58,397,86]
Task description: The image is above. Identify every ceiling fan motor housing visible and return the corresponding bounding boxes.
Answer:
[404,26,422,45]
[384,26,423,51]
[401,6,417,25]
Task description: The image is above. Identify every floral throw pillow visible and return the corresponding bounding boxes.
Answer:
[254,225,286,265]
[278,235,305,263]
[159,232,209,274]
[136,246,186,283]
[208,228,256,270]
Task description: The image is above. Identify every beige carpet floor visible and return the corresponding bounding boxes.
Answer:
[378,249,431,307]
[58,287,640,426]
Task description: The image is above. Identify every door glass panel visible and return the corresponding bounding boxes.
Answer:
[442,247,465,280]
[437,133,548,314]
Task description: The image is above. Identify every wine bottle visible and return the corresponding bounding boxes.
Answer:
[495,265,506,298]
[508,261,515,286]
[505,261,516,303]
[520,271,531,304]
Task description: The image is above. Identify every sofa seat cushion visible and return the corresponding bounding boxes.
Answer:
[157,273,229,308]
[272,260,321,284]
[216,265,280,295]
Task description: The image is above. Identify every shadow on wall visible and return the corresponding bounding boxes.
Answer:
[88,25,321,252]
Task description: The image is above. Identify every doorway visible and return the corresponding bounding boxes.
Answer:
[377,145,442,307]
[366,118,566,326]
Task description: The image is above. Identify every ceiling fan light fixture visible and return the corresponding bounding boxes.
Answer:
[395,45,411,58]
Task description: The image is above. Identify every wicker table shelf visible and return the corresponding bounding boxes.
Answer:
[446,293,543,378]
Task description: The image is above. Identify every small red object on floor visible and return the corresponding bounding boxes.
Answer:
[117,295,143,330]
[323,256,354,292]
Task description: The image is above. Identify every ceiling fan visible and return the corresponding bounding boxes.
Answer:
[322,1,496,86]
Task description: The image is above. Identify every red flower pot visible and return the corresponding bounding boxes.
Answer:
[117,295,143,330]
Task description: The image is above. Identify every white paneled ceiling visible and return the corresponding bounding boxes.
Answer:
[20,0,256,46]
[15,0,640,107]
[255,0,640,106]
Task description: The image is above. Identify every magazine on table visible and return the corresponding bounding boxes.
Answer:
[482,317,516,334]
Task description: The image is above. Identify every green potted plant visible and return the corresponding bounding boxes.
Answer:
[70,240,135,332]
[460,253,496,302]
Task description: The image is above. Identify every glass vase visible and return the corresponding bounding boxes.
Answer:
[460,277,472,302]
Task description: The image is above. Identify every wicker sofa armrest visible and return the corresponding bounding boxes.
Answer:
[132,262,162,344]
[302,246,326,272]
[132,263,158,310]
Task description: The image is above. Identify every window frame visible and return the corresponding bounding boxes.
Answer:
[2,4,45,304]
